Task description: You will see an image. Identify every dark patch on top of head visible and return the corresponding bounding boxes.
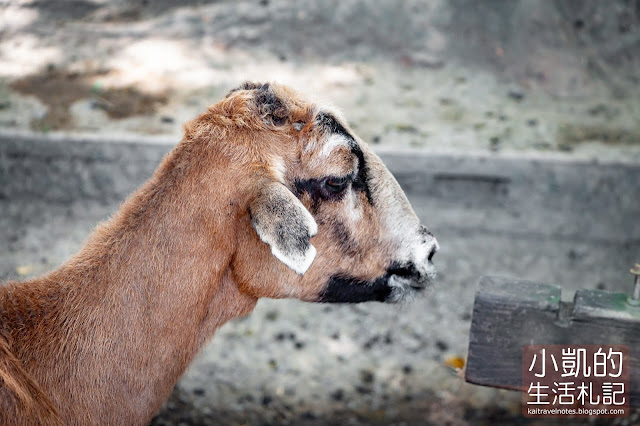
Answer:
[228,81,269,95]
[228,82,288,126]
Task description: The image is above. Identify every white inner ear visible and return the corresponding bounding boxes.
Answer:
[251,182,318,275]
[270,243,317,275]
[269,202,317,275]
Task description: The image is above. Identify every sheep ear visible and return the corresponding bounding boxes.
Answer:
[249,182,318,275]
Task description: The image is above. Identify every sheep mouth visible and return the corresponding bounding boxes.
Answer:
[317,262,435,304]
[387,263,422,283]
[387,262,435,288]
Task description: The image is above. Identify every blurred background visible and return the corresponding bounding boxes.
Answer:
[1,1,639,424]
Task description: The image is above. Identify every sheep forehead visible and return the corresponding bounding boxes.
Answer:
[319,134,350,159]
[297,111,356,177]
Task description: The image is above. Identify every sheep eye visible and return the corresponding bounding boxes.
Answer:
[324,176,350,193]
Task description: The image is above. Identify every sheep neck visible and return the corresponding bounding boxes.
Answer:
[0,159,258,424]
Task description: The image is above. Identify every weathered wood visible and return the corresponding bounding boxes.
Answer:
[466,276,640,407]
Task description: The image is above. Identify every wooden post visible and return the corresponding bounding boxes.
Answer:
[466,276,640,407]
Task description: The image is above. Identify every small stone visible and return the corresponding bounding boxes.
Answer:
[265,310,278,321]
[331,389,344,401]
[301,411,316,420]
[533,141,552,150]
[356,385,372,395]
[363,337,377,350]
[436,340,449,351]
[410,52,445,69]
[360,369,375,384]
[507,90,524,101]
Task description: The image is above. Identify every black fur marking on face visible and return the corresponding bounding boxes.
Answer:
[316,112,353,141]
[349,143,373,205]
[331,221,359,256]
[314,112,373,205]
[294,176,350,205]
[319,275,392,303]
[387,262,421,281]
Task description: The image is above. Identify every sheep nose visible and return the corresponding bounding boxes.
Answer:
[419,225,439,261]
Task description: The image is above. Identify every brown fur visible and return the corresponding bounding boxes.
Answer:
[0,82,427,424]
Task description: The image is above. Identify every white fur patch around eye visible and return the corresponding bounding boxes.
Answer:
[320,134,349,158]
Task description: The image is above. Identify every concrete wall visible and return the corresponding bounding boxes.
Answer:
[1,132,639,422]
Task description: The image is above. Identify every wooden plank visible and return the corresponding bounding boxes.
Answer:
[466,276,640,407]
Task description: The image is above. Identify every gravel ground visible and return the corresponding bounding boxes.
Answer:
[1,1,640,425]
[1,1,640,161]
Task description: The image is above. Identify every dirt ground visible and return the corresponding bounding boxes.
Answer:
[1,0,640,161]
[1,1,640,425]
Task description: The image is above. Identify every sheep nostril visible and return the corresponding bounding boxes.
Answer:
[428,244,437,261]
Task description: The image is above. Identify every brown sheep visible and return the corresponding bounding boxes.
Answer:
[0,82,438,425]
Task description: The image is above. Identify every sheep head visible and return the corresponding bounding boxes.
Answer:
[184,82,438,303]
